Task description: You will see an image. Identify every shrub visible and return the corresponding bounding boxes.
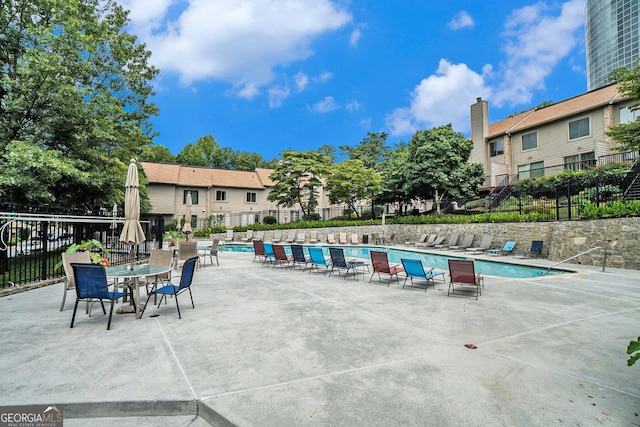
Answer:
[302,213,320,221]
[263,215,278,225]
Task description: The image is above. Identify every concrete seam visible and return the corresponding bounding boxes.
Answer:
[156,318,199,399]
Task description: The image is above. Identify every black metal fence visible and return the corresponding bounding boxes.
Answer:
[0,205,164,288]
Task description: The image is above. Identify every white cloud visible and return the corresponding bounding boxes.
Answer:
[311,96,340,113]
[385,59,491,135]
[349,28,361,47]
[269,86,291,108]
[386,0,585,136]
[294,72,309,93]
[345,100,360,112]
[448,11,474,30]
[493,0,586,106]
[123,0,351,92]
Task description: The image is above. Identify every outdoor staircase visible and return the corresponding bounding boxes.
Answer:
[623,160,640,200]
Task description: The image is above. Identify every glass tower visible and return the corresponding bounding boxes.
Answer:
[585,0,640,90]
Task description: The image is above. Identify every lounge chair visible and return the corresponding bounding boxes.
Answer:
[400,258,445,291]
[369,250,404,285]
[447,259,484,300]
[434,233,459,249]
[271,230,282,243]
[449,233,474,251]
[295,232,306,243]
[350,233,359,245]
[417,236,445,248]
[328,247,364,280]
[290,245,311,271]
[465,235,493,254]
[285,230,296,243]
[308,247,331,275]
[486,241,516,256]
[327,233,336,244]
[405,234,428,246]
[309,231,319,244]
[252,239,267,263]
[514,240,543,258]
[338,232,348,244]
[241,230,254,242]
[272,244,293,268]
[225,230,234,242]
[263,242,275,263]
[254,230,265,241]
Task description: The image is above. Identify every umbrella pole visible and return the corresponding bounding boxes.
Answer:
[129,246,136,270]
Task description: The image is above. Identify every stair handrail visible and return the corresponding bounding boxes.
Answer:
[547,246,603,273]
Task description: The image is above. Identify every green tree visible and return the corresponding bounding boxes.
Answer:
[176,135,225,167]
[607,62,640,151]
[140,144,176,163]
[405,125,484,214]
[377,144,412,214]
[325,159,381,219]
[267,150,330,218]
[0,0,159,209]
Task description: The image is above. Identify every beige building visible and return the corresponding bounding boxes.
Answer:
[141,162,334,228]
[470,83,636,188]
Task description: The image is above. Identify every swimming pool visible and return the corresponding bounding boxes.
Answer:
[221,243,571,278]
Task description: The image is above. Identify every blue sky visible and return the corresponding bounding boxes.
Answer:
[117,0,588,160]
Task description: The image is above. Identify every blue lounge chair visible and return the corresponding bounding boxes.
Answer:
[400,258,445,291]
[308,247,331,275]
[291,244,311,271]
[486,241,516,256]
[328,247,363,280]
[514,240,543,258]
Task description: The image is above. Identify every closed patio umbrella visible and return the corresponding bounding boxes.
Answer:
[119,159,145,267]
[182,190,193,240]
[110,203,118,251]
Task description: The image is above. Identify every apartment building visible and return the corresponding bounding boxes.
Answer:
[141,162,334,228]
[469,83,636,188]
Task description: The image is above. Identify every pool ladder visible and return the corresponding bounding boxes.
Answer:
[547,246,605,273]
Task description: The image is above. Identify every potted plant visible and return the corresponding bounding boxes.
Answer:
[55,239,111,271]
[163,230,185,247]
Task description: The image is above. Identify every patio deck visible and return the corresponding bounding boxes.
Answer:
[1,250,639,426]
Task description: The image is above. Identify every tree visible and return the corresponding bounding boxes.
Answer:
[377,144,412,214]
[405,125,484,214]
[0,0,159,209]
[606,62,640,152]
[267,150,330,218]
[325,159,381,219]
[175,134,277,170]
[140,144,176,163]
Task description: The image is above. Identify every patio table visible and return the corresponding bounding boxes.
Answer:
[106,264,172,319]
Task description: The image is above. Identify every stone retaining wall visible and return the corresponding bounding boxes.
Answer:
[209,217,640,270]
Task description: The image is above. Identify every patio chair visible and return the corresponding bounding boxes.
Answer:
[272,244,293,268]
[271,230,282,243]
[417,236,445,248]
[449,233,475,251]
[60,251,92,311]
[486,241,516,256]
[328,247,363,280]
[253,239,266,262]
[205,239,220,266]
[177,242,198,268]
[400,258,445,291]
[339,232,348,244]
[285,231,296,243]
[141,256,198,319]
[290,244,311,271]
[447,259,484,300]
[434,233,459,249]
[308,247,331,275]
[405,234,428,246]
[295,232,306,243]
[70,263,127,330]
[241,230,254,242]
[327,233,337,244]
[254,230,265,241]
[369,250,404,286]
[465,235,493,254]
[514,240,543,258]
[225,230,234,242]
[350,233,359,245]
[309,231,319,244]
[142,249,174,300]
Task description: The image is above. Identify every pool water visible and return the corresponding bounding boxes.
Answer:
[222,243,570,278]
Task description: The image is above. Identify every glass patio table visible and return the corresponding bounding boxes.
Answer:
[106,264,172,319]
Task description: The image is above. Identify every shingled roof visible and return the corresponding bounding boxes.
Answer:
[487,84,624,139]
[141,162,274,190]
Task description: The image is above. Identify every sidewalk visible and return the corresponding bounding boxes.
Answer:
[1,251,639,426]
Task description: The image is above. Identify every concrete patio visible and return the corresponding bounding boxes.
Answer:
[1,248,639,426]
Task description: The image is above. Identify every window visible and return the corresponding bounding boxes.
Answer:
[183,190,198,204]
[246,192,257,203]
[620,106,639,124]
[521,132,538,151]
[564,152,595,171]
[569,117,590,139]
[489,139,504,157]
[518,161,544,180]
[215,190,227,201]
